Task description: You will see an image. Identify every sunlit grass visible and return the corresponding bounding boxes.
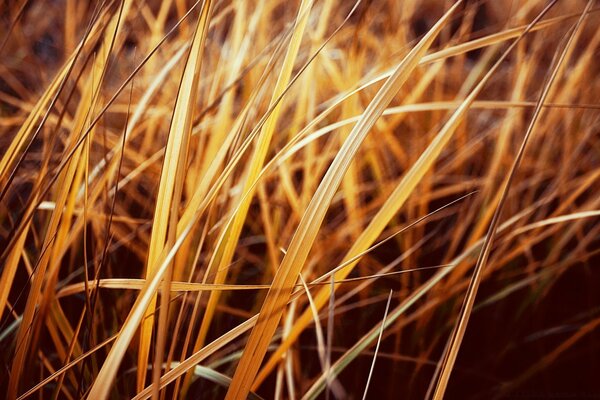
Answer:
[1,0,599,399]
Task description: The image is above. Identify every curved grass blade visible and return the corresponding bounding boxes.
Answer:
[430,3,594,398]
[224,2,464,398]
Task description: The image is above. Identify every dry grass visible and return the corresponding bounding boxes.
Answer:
[1,0,599,399]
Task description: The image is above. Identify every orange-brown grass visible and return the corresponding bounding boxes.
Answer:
[1,0,599,399]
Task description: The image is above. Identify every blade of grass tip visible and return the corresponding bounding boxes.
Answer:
[431,2,593,399]
[225,3,463,399]
[254,0,561,385]
[362,291,393,400]
[136,0,214,394]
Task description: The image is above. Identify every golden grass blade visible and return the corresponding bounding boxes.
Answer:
[431,3,593,398]
[55,265,449,298]
[256,8,568,385]
[301,207,600,399]
[6,2,133,396]
[281,296,298,400]
[56,279,270,296]
[325,275,334,400]
[510,210,600,235]
[361,290,392,400]
[167,363,265,400]
[225,3,463,398]
[348,9,600,99]
[0,5,109,188]
[254,0,566,385]
[16,335,117,400]
[135,0,214,392]
[192,0,315,357]
[4,1,600,398]
[298,276,327,374]
[130,204,598,400]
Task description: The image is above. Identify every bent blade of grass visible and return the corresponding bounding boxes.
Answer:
[255,14,543,394]
[255,0,563,385]
[432,4,593,397]
[510,210,600,236]
[136,0,214,392]
[56,264,452,298]
[130,201,596,400]
[224,2,463,398]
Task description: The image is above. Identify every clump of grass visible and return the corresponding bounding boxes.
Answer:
[1,0,599,399]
